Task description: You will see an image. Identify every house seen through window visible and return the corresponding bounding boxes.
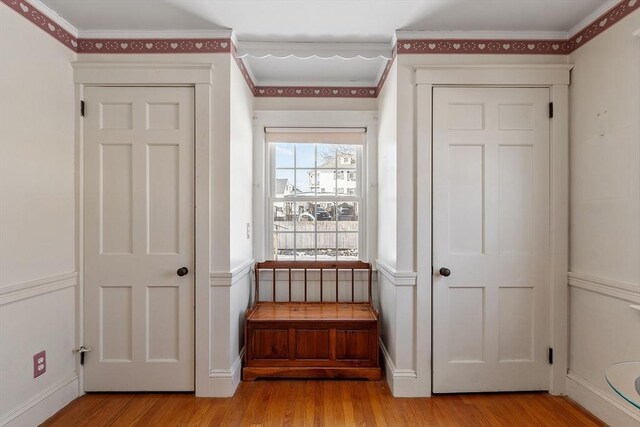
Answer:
[267,128,364,260]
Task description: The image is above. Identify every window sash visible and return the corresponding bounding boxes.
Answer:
[268,140,364,261]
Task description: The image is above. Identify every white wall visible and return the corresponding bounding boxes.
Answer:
[230,59,254,269]
[376,61,398,268]
[218,58,254,394]
[567,9,640,426]
[0,6,78,426]
[253,96,376,112]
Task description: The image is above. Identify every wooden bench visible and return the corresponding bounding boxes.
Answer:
[243,260,381,381]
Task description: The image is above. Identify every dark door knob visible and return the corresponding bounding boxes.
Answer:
[177,267,189,277]
[439,267,451,277]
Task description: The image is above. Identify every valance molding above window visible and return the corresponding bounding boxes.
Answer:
[265,127,366,144]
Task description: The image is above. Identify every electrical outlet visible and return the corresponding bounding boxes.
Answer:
[246,222,251,239]
[33,350,46,378]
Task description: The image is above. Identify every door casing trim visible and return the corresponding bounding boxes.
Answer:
[415,64,572,396]
[73,62,213,396]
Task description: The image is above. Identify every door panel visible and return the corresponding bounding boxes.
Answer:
[433,87,550,393]
[84,86,194,391]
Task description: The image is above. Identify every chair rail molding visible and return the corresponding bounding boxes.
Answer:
[0,272,77,306]
[209,259,255,287]
[568,272,640,303]
[375,259,417,287]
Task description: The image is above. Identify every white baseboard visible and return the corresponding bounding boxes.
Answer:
[208,347,245,397]
[379,339,426,397]
[0,374,78,427]
[567,371,640,427]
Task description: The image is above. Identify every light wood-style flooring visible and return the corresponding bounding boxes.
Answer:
[42,380,604,426]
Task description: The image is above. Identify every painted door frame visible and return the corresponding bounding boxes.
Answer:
[415,64,573,396]
[72,62,213,396]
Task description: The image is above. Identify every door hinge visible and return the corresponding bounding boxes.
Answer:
[548,347,554,364]
[80,100,85,117]
[549,102,554,119]
[74,346,92,365]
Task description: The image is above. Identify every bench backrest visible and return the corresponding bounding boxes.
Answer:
[254,260,373,304]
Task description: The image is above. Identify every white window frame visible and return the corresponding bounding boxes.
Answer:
[253,111,378,263]
[268,141,364,261]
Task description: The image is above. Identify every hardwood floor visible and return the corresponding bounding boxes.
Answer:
[42,380,604,427]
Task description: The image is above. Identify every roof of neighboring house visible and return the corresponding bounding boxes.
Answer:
[276,178,302,195]
[275,178,290,195]
[317,154,357,169]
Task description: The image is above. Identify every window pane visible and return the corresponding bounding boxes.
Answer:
[274,232,294,260]
[316,168,336,196]
[337,170,357,196]
[317,144,337,169]
[295,202,315,231]
[295,143,315,168]
[295,169,316,196]
[337,202,358,227]
[338,233,358,259]
[274,169,295,197]
[275,143,294,168]
[337,145,357,167]
[316,202,336,231]
[295,233,316,259]
[317,233,337,260]
[273,202,294,231]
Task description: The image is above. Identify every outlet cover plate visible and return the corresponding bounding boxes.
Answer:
[33,350,46,378]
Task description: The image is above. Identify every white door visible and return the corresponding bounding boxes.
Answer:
[433,87,551,393]
[83,87,195,391]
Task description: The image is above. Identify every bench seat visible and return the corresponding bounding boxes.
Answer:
[246,302,378,322]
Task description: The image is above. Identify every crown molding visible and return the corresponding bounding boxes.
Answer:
[396,30,568,40]
[1,0,78,51]
[77,29,233,39]
[235,41,393,60]
[28,0,77,36]
[565,0,639,52]
[568,0,622,38]
[230,30,240,47]
[21,0,76,37]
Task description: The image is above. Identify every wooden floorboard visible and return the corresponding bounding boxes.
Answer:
[41,380,604,427]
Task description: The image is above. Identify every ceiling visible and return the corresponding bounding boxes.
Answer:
[40,0,612,86]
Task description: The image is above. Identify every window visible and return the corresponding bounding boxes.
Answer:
[268,128,364,260]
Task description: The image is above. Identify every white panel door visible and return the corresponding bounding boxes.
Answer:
[84,87,194,391]
[433,87,551,393]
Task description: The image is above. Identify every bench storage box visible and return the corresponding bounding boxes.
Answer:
[243,261,381,381]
